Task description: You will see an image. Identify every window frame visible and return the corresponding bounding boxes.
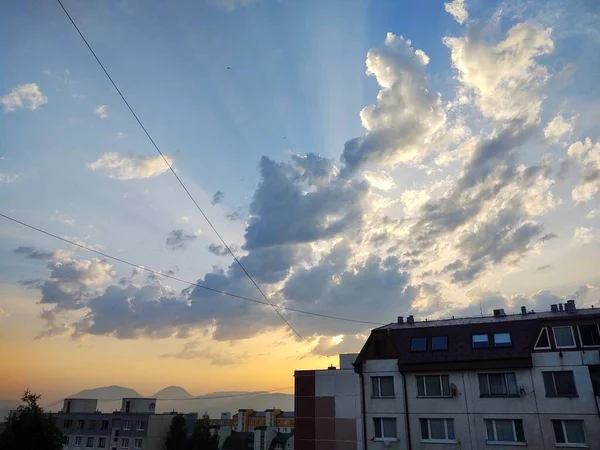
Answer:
[472,333,490,348]
[373,417,397,441]
[431,335,449,351]
[85,437,94,448]
[484,419,526,445]
[552,419,587,446]
[134,438,143,449]
[121,438,130,449]
[75,436,83,446]
[478,372,519,397]
[419,418,456,443]
[136,420,145,431]
[101,419,110,430]
[123,420,131,431]
[410,337,427,352]
[77,419,85,429]
[63,419,73,428]
[543,371,578,397]
[62,436,70,445]
[493,332,512,348]
[416,374,451,398]
[98,437,107,448]
[577,324,600,348]
[553,326,576,349]
[371,376,395,398]
[534,327,551,350]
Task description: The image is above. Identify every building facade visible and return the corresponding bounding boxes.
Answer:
[295,301,600,450]
[231,409,294,433]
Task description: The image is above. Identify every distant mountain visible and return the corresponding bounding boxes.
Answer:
[153,386,193,399]
[71,385,141,400]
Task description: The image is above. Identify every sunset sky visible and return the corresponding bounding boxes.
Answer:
[1,0,600,402]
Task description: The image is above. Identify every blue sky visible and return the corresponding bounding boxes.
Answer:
[1,0,600,399]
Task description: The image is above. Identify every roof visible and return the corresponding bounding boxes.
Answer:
[251,412,266,417]
[279,412,294,418]
[269,432,294,450]
[222,432,254,450]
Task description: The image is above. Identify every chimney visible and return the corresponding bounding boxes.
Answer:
[565,300,576,313]
[550,304,558,312]
[493,309,506,317]
[559,303,564,312]
[521,306,527,315]
[407,315,415,325]
[397,316,404,324]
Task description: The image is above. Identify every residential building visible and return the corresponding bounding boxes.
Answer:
[54,398,197,450]
[231,409,294,433]
[295,301,600,450]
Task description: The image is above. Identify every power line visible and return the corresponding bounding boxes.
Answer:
[42,387,293,409]
[55,0,305,342]
[0,213,386,327]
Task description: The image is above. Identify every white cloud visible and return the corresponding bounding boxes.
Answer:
[94,105,109,119]
[574,227,594,244]
[586,209,600,220]
[176,216,189,223]
[363,171,396,191]
[0,83,48,112]
[50,210,75,226]
[444,23,554,123]
[0,173,19,183]
[88,152,173,180]
[444,0,468,24]
[568,138,600,203]
[544,114,577,144]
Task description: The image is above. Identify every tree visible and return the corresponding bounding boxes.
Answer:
[166,413,189,450]
[0,390,63,450]
[188,413,219,450]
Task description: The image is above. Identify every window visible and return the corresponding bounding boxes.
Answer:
[121,438,130,449]
[416,374,451,397]
[472,334,489,348]
[420,418,455,442]
[123,421,131,430]
[134,439,143,449]
[478,373,518,397]
[62,436,70,445]
[543,371,577,396]
[86,437,94,447]
[485,419,525,443]
[371,376,395,397]
[431,336,448,351]
[78,420,85,429]
[554,326,575,348]
[493,332,512,347]
[590,366,600,395]
[579,324,600,347]
[63,419,73,428]
[102,420,110,430]
[89,420,96,429]
[535,328,551,350]
[553,420,586,445]
[99,438,107,448]
[411,337,427,352]
[136,420,145,431]
[373,418,397,440]
[75,436,83,446]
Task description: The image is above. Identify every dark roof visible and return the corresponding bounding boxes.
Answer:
[279,412,294,418]
[269,432,293,450]
[222,431,254,450]
[251,412,266,417]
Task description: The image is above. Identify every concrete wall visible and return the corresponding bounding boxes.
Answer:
[120,398,156,414]
[62,399,98,413]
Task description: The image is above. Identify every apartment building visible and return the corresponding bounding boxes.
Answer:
[54,398,197,450]
[232,409,294,433]
[295,301,600,450]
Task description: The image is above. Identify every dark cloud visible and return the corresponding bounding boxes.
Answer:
[536,264,552,271]
[211,191,224,205]
[538,233,558,243]
[207,243,238,256]
[225,211,243,221]
[13,246,55,260]
[166,229,198,250]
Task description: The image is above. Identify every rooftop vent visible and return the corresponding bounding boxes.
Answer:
[407,315,415,325]
[493,309,506,317]
[559,303,564,312]
[521,306,527,315]
[550,304,559,312]
[397,316,404,324]
[327,365,336,370]
[565,300,576,313]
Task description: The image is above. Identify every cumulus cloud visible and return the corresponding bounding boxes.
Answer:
[211,191,224,205]
[166,229,200,250]
[544,114,577,144]
[1,83,48,112]
[13,246,57,260]
[444,0,468,24]
[567,138,600,203]
[363,171,396,191]
[573,227,594,244]
[88,152,173,180]
[94,105,109,119]
[341,33,447,172]
[50,210,75,226]
[444,23,554,123]
[207,243,238,256]
[586,209,600,219]
[311,334,367,357]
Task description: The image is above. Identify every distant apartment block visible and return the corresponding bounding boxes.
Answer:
[295,300,600,449]
[54,398,197,450]
[230,409,294,433]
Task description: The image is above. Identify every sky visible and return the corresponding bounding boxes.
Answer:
[1,0,600,402]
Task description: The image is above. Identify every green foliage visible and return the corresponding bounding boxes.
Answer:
[0,390,63,450]
[188,413,219,450]
[166,413,188,450]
